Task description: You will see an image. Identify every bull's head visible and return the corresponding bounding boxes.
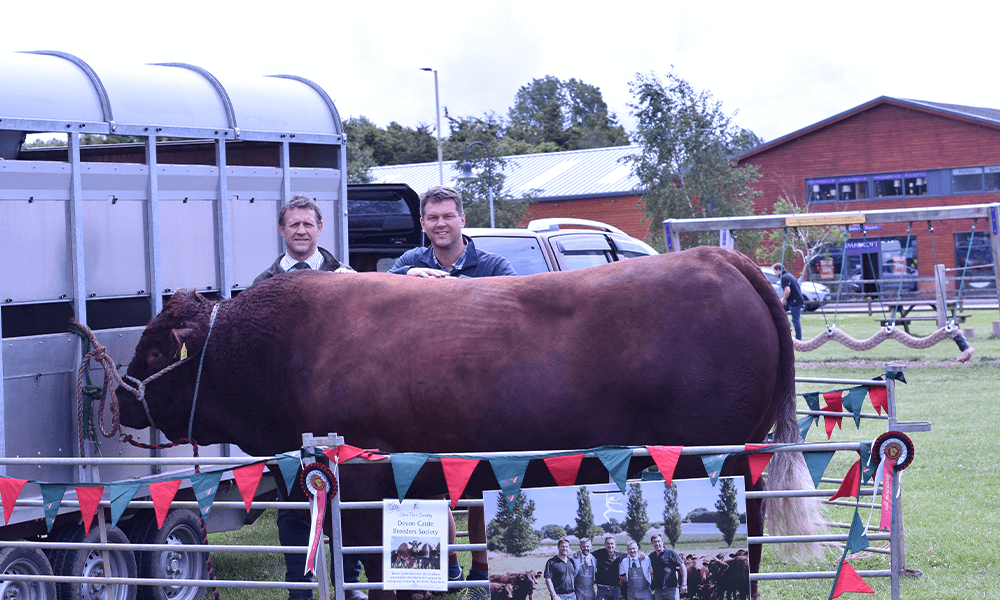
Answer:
[117,289,215,441]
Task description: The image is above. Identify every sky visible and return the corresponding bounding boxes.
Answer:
[5,1,1000,145]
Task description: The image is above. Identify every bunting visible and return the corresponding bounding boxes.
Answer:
[798,416,814,441]
[841,387,868,428]
[542,453,583,487]
[74,485,105,535]
[700,453,728,486]
[594,447,632,493]
[40,484,67,532]
[150,479,182,529]
[391,453,430,501]
[489,457,531,509]
[324,444,388,464]
[845,511,870,554]
[276,452,302,496]
[868,384,888,415]
[190,471,224,519]
[859,443,876,484]
[440,457,479,509]
[0,477,27,526]
[803,452,835,488]
[802,392,821,413]
[110,482,141,528]
[822,393,844,439]
[644,446,682,486]
[744,444,775,485]
[829,460,861,501]
[830,560,874,597]
[234,462,267,512]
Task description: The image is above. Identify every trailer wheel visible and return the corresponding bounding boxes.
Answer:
[0,546,57,600]
[132,509,206,600]
[52,524,137,600]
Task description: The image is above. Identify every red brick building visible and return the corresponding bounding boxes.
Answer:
[737,97,998,290]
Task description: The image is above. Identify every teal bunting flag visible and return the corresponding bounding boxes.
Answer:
[40,484,67,533]
[803,392,821,413]
[845,510,870,554]
[804,451,835,488]
[859,442,876,484]
[884,370,907,384]
[841,387,868,428]
[110,482,142,528]
[190,471,224,519]
[489,456,531,509]
[700,453,728,486]
[276,452,302,496]
[594,447,632,493]
[391,453,429,502]
[798,416,814,441]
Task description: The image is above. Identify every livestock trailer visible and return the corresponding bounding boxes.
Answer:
[0,50,348,596]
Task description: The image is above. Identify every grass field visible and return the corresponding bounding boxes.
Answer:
[209,307,1000,599]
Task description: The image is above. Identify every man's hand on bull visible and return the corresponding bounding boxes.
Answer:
[405,267,455,278]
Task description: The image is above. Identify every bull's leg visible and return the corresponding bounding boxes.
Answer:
[467,506,489,582]
[744,485,763,600]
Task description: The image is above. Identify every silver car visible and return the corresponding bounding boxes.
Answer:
[760,266,830,312]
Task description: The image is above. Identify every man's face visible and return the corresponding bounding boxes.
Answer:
[558,540,570,557]
[580,540,592,555]
[420,199,465,252]
[280,207,323,261]
[651,537,663,553]
[626,543,638,558]
[604,537,616,553]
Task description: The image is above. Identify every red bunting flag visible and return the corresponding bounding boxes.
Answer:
[832,559,874,597]
[744,444,775,485]
[645,446,683,486]
[324,445,388,464]
[150,479,182,528]
[868,384,888,415]
[234,462,266,513]
[0,478,28,525]
[543,454,583,487]
[74,486,105,535]
[440,457,479,509]
[822,392,844,439]
[829,460,861,501]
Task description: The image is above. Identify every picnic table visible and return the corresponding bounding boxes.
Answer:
[887,300,960,318]
[875,314,969,334]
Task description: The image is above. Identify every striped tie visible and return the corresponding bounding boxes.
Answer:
[291,262,311,270]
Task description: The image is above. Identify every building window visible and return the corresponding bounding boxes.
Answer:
[904,172,927,196]
[873,174,903,197]
[807,178,837,202]
[837,176,869,200]
[985,166,1000,191]
[952,167,983,192]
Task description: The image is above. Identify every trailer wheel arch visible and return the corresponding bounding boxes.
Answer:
[0,546,57,599]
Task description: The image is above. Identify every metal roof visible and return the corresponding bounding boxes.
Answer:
[0,51,342,140]
[371,145,642,201]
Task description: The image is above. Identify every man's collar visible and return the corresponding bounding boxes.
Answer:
[280,248,323,271]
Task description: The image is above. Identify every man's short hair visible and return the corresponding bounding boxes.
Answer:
[649,533,662,543]
[771,263,784,273]
[604,534,616,543]
[419,186,464,217]
[626,540,638,549]
[279,194,323,226]
[579,537,591,545]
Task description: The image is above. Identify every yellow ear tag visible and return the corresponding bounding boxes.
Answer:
[180,343,188,361]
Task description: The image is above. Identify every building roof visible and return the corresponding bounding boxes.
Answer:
[370,145,642,201]
[738,96,1000,161]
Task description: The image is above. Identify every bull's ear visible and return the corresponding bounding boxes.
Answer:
[171,327,204,360]
[166,288,207,308]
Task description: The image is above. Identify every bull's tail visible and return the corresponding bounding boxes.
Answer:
[727,249,826,561]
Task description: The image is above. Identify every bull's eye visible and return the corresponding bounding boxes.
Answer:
[147,349,164,364]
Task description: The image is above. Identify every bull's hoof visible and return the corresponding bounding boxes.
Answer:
[347,591,370,600]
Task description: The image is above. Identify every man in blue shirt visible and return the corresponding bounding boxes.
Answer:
[389,186,515,278]
[772,262,804,340]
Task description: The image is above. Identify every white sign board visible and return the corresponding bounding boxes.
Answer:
[382,499,449,591]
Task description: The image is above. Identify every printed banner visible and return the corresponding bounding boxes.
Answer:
[382,499,449,591]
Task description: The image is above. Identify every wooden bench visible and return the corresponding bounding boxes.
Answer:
[875,314,969,334]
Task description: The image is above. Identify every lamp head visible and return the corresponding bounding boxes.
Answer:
[458,161,476,180]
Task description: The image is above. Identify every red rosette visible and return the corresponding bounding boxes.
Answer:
[871,432,914,470]
[300,463,338,499]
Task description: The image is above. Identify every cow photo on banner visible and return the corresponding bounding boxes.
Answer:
[483,478,750,600]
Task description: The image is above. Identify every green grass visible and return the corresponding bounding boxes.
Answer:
[208,309,1000,598]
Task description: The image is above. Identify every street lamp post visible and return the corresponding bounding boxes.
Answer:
[457,141,494,228]
[420,67,444,186]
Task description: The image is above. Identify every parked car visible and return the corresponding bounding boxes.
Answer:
[347,183,658,273]
[760,266,830,312]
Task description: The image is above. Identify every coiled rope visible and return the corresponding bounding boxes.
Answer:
[793,325,974,362]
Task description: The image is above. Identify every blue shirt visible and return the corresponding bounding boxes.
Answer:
[389,236,516,278]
